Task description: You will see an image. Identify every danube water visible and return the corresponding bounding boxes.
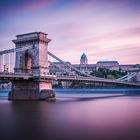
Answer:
[0,88,140,140]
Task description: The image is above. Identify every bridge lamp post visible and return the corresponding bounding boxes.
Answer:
[6,68,8,73]
[3,65,6,72]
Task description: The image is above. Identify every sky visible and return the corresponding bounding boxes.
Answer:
[0,0,140,64]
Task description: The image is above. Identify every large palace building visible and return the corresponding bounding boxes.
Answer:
[49,53,139,76]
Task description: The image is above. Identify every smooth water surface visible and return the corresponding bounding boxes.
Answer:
[0,88,140,140]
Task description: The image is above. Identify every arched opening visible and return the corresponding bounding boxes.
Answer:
[24,50,32,73]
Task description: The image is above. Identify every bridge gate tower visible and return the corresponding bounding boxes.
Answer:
[8,32,55,100]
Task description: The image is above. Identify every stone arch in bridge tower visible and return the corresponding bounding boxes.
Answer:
[24,50,32,73]
[13,32,51,74]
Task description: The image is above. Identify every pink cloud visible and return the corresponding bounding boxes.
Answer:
[51,22,86,40]
[22,0,58,12]
[80,26,140,44]
[1,0,140,65]
[87,43,140,64]
[1,0,58,18]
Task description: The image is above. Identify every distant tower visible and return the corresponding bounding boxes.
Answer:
[13,32,50,74]
[80,53,88,64]
[8,32,55,100]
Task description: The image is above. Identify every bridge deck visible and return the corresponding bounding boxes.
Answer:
[0,72,139,86]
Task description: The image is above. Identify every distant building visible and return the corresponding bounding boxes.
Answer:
[96,61,119,70]
[49,53,138,76]
[80,53,88,64]
[119,65,136,72]
[74,64,96,75]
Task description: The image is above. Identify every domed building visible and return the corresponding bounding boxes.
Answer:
[80,53,88,64]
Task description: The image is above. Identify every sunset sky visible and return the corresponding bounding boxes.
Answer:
[0,0,140,64]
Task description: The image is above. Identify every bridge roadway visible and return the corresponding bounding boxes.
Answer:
[0,72,139,87]
[0,72,56,80]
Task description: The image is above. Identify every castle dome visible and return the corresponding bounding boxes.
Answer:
[80,53,88,64]
[81,53,87,59]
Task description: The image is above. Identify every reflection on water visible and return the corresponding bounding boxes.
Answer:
[0,89,140,140]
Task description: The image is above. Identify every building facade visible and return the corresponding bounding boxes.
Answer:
[96,61,119,70]
[49,53,138,76]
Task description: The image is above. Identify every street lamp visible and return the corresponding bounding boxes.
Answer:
[3,65,6,72]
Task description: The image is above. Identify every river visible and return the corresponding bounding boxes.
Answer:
[0,88,140,140]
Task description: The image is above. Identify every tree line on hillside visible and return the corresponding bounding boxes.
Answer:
[90,68,127,79]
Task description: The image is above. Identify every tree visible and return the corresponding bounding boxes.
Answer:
[90,68,127,79]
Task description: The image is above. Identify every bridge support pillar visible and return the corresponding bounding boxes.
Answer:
[61,81,72,88]
[8,80,55,100]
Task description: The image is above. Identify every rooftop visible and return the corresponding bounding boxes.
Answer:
[16,32,47,39]
[97,61,119,64]
[13,32,51,44]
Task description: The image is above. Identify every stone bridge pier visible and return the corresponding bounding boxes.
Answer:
[8,32,55,100]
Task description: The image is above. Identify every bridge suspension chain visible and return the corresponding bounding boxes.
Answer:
[48,51,95,78]
[0,47,137,83]
[117,73,137,82]
[48,60,78,76]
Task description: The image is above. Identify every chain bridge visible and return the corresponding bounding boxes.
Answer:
[0,32,139,100]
